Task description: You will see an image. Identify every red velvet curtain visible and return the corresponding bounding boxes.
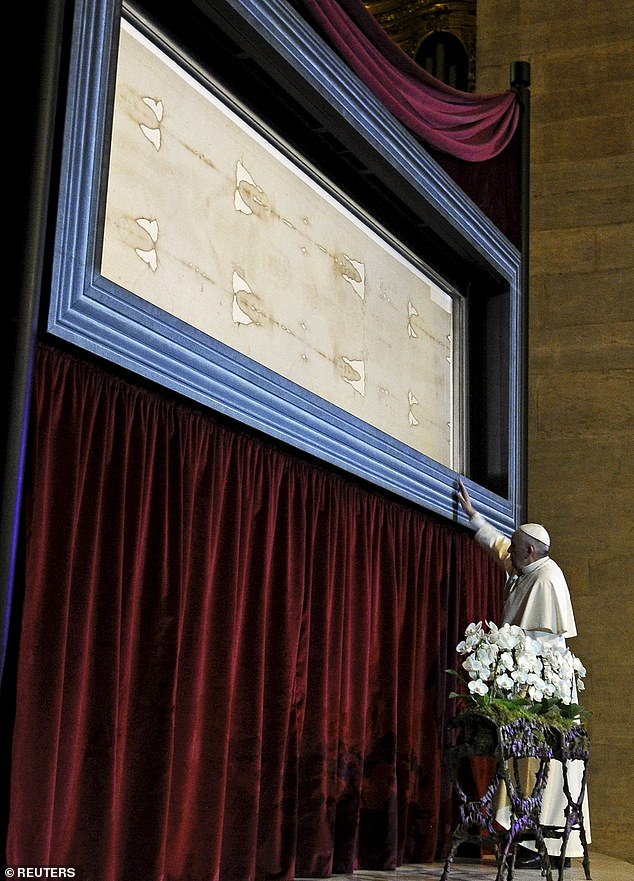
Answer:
[7,344,503,880]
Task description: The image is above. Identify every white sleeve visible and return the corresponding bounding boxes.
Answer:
[468,513,487,532]
[471,518,514,575]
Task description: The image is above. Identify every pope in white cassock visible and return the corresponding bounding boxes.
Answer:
[456,480,591,870]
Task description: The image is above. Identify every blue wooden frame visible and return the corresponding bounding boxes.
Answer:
[48,0,522,533]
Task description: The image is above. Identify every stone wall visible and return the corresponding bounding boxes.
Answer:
[476,0,634,863]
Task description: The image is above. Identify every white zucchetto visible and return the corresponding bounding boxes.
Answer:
[519,523,551,548]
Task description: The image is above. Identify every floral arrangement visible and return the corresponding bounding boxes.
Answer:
[448,620,588,730]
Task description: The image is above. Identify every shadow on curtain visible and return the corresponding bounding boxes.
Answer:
[6,343,503,880]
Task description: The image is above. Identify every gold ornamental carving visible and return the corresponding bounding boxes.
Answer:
[365,1,477,91]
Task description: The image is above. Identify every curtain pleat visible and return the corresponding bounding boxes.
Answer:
[293,0,522,246]
[294,0,519,161]
[7,343,503,880]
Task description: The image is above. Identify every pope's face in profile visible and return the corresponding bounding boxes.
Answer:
[509,530,533,572]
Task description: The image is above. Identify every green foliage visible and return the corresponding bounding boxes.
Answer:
[448,682,591,735]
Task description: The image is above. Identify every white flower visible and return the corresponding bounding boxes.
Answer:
[554,680,572,704]
[462,622,485,650]
[499,651,515,671]
[491,623,524,650]
[559,663,571,680]
[477,644,498,667]
[511,669,529,685]
[517,640,543,672]
[462,655,484,676]
[451,620,587,715]
[541,647,560,668]
[528,682,545,701]
[549,672,574,704]
[516,652,542,675]
[495,673,515,694]
[524,636,544,655]
[526,672,544,687]
[468,679,489,696]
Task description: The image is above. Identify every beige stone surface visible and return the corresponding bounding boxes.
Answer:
[535,42,634,92]
[532,114,631,165]
[525,436,631,489]
[533,83,634,126]
[477,0,634,862]
[533,372,633,432]
[530,324,634,371]
[532,185,634,231]
[596,221,634,269]
[530,227,597,275]
[531,267,634,323]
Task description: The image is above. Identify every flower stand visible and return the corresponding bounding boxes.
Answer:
[440,710,591,881]
[541,724,592,880]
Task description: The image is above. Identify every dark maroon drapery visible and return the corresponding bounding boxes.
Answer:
[295,0,519,160]
[7,344,503,880]
[294,0,522,246]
